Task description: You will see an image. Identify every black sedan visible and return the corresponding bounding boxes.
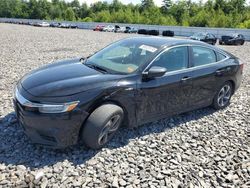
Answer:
[14,37,243,149]
[190,32,217,45]
[219,34,245,45]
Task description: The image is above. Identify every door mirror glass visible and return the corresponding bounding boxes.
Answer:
[143,66,167,79]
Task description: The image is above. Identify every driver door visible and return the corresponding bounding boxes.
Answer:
[136,46,193,124]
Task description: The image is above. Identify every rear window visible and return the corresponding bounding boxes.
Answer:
[192,46,216,66]
[216,52,227,61]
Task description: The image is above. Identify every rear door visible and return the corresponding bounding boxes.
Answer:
[189,46,229,108]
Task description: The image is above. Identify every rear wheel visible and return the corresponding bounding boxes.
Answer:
[81,104,124,149]
[241,41,245,45]
[212,82,233,110]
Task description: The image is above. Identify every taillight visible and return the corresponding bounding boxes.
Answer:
[240,63,244,74]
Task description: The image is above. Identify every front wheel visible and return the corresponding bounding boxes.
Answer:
[81,104,124,149]
[212,82,233,110]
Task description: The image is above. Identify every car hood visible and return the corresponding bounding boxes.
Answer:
[21,58,122,97]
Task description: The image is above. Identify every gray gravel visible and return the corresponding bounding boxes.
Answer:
[0,23,249,188]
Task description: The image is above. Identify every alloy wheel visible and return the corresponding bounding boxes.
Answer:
[217,84,232,107]
[98,115,121,145]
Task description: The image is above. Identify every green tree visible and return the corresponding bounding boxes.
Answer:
[0,0,249,28]
[190,9,209,27]
[140,0,155,11]
[95,10,111,22]
[50,5,62,20]
[110,0,123,12]
[161,0,172,14]
[78,3,89,19]
[64,7,75,21]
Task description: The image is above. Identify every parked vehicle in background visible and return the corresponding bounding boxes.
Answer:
[103,25,115,32]
[33,22,41,27]
[190,32,217,45]
[37,22,50,27]
[162,30,174,37]
[50,22,60,27]
[70,24,78,29]
[14,37,243,149]
[114,25,126,33]
[219,34,245,45]
[124,27,138,33]
[59,23,70,28]
[93,25,105,31]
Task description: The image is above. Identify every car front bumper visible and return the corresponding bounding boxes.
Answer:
[13,98,88,148]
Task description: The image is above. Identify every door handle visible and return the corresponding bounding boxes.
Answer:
[216,70,225,74]
[181,76,192,82]
[216,67,231,75]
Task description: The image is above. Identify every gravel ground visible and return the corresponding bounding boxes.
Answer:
[0,23,249,188]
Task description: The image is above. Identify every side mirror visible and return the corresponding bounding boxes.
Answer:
[143,66,167,80]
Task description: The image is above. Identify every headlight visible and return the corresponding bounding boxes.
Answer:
[38,102,79,113]
[15,86,79,113]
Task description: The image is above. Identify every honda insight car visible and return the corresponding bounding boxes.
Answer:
[14,37,243,149]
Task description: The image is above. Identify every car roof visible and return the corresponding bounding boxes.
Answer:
[123,36,232,56]
[124,36,211,48]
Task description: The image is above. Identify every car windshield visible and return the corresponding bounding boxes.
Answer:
[85,39,159,74]
[193,33,206,38]
[232,33,239,38]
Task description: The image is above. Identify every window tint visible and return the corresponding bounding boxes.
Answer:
[87,40,159,74]
[208,33,216,39]
[192,46,216,66]
[102,46,131,58]
[152,46,188,72]
[216,52,227,61]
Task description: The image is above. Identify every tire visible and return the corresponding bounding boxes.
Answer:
[212,81,233,110]
[241,41,245,45]
[138,29,148,35]
[162,30,174,37]
[148,30,159,36]
[81,104,124,149]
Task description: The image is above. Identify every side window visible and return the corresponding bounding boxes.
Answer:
[152,46,188,72]
[192,46,216,66]
[216,52,227,61]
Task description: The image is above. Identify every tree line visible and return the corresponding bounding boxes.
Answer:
[0,0,250,28]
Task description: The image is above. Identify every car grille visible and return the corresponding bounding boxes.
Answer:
[14,100,26,127]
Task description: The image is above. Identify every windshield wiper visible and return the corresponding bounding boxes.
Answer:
[85,63,108,73]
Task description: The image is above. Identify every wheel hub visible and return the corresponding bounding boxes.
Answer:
[217,85,231,107]
[98,115,121,145]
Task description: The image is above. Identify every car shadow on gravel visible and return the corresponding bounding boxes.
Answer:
[0,107,216,169]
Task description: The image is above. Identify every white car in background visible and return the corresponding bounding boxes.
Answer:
[38,22,50,27]
[115,25,126,33]
[103,25,115,32]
